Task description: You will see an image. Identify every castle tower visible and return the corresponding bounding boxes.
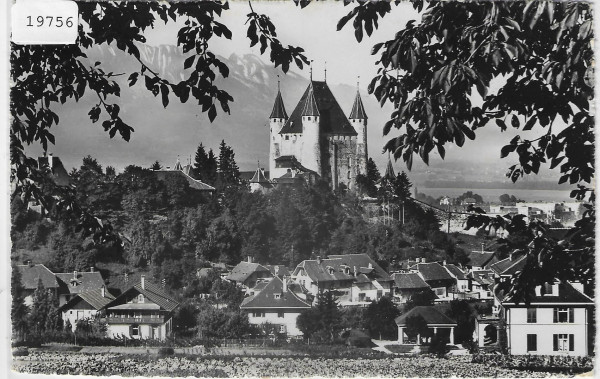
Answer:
[269,80,288,180]
[349,85,368,177]
[300,82,321,175]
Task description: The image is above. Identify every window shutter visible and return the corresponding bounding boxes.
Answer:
[569,308,574,323]
[569,334,574,351]
[553,308,558,323]
[553,334,558,351]
[129,325,133,337]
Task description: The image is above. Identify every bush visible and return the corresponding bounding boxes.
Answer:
[158,347,175,357]
[471,354,594,374]
[12,347,29,356]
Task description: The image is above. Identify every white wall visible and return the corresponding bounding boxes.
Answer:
[62,309,99,331]
[247,310,305,336]
[507,307,589,356]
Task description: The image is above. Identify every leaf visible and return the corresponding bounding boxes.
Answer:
[437,144,445,160]
[208,104,217,122]
[459,123,475,140]
[128,72,139,86]
[523,116,537,131]
[511,115,520,128]
[501,144,516,158]
[184,55,195,69]
[550,156,565,169]
[161,84,169,108]
[496,119,507,131]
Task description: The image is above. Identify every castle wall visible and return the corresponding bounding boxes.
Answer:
[269,118,285,181]
[325,135,358,190]
[352,119,368,176]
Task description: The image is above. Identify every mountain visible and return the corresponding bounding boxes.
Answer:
[25,44,565,190]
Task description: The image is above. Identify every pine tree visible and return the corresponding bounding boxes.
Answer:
[29,279,48,334]
[150,160,162,170]
[11,263,28,340]
[206,149,218,185]
[217,140,241,187]
[393,172,412,201]
[193,143,209,181]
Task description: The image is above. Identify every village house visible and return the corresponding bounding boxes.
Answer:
[391,272,432,304]
[154,158,215,194]
[465,250,499,271]
[467,270,495,300]
[410,262,455,300]
[240,276,311,336]
[443,263,472,299]
[16,262,60,306]
[248,166,274,194]
[292,254,392,306]
[493,281,593,356]
[226,257,273,292]
[103,276,179,341]
[55,268,106,306]
[59,286,116,331]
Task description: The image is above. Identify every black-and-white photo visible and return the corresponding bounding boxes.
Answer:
[7,0,595,377]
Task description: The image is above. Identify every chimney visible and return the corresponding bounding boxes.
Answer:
[316,256,322,264]
[274,266,280,276]
[90,266,95,273]
[282,276,288,293]
[48,153,54,169]
[368,262,373,269]
[141,275,146,290]
[101,285,106,298]
[26,260,32,267]
[481,243,485,253]
[247,255,253,264]
[421,257,426,263]
[443,260,447,266]
[416,258,420,263]
[73,270,78,279]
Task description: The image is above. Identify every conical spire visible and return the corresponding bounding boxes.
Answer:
[269,78,288,119]
[174,156,183,171]
[349,88,367,120]
[384,154,395,180]
[302,82,320,117]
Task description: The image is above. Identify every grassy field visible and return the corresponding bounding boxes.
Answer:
[12,351,578,377]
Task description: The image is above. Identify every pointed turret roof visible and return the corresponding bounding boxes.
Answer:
[279,81,357,136]
[270,88,288,119]
[250,167,270,184]
[384,156,395,180]
[349,89,367,120]
[174,158,183,171]
[302,83,320,117]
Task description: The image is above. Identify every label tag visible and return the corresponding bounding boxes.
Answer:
[12,0,78,45]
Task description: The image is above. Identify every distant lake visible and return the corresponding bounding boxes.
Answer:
[417,187,573,203]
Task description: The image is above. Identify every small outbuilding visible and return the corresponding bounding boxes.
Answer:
[395,306,457,345]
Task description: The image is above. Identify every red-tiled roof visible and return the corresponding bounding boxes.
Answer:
[349,89,367,120]
[270,89,288,119]
[392,273,430,289]
[279,81,357,136]
[17,264,60,290]
[395,306,457,326]
[240,277,311,309]
[55,272,105,295]
[226,262,271,283]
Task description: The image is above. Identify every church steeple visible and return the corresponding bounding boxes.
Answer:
[302,82,320,117]
[384,153,395,180]
[269,78,288,119]
[349,86,367,120]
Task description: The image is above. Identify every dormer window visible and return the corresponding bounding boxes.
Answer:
[327,266,334,275]
[137,294,144,303]
[274,293,281,299]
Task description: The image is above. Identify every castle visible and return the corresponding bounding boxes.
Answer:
[267,79,368,191]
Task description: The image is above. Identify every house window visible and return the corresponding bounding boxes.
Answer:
[274,294,281,299]
[435,288,445,296]
[526,308,537,323]
[131,324,140,337]
[252,312,265,318]
[138,294,144,303]
[285,135,289,140]
[279,325,286,333]
[278,312,284,318]
[553,308,574,323]
[553,334,574,352]
[526,334,537,352]
[77,310,84,320]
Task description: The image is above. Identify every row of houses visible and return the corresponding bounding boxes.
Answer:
[17,263,179,341]
[224,252,593,356]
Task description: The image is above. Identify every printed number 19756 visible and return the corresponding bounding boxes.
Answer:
[12,1,78,45]
[27,16,75,28]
